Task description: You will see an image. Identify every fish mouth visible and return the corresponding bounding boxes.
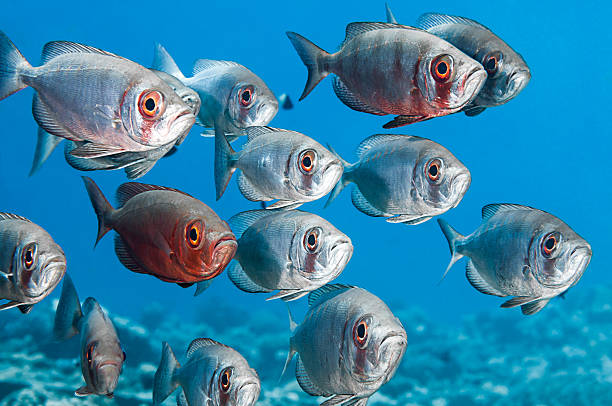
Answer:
[377,331,407,374]
[448,172,471,209]
[202,235,238,279]
[458,66,487,108]
[24,255,66,298]
[235,381,261,405]
[170,110,196,139]
[567,245,592,286]
[328,239,353,275]
[498,69,531,103]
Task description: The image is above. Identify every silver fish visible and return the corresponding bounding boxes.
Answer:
[438,204,592,315]
[150,69,201,119]
[215,127,343,209]
[0,212,66,313]
[326,135,471,225]
[286,22,486,128]
[212,209,353,301]
[284,284,407,406]
[54,275,125,398]
[415,13,531,116]
[0,32,195,161]
[153,338,260,406]
[152,44,278,138]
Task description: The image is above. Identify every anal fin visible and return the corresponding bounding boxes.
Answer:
[237,173,269,202]
[521,298,550,315]
[114,235,148,275]
[296,356,329,397]
[386,214,432,225]
[500,296,539,309]
[266,200,303,210]
[383,115,429,128]
[351,188,387,217]
[332,76,386,115]
[465,261,504,297]
[70,142,126,159]
[32,95,78,141]
[228,262,272,293]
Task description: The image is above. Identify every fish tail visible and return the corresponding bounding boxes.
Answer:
[325,144,351,208]
[53,274,83,341]
[81,176,114,246]
[153,342,181,405]
[437,218,465,282]
[214,126,237,200]
[286,31,331,101]
[152,43,185,80]
[280,304,298,381]
[29,128,63,176]
[0,30,30,101]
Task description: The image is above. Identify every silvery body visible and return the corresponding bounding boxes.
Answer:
[286,22,486,128]
[0,32,195,158]
[0,213,66,313]
[153,338,260,406]
[438,204,592,315]
[285,285,407,406]
[215,127,343,209]
[415,13,531,116]
[223,210,353,301]
[54,275,124,398]
[327,135,471,225]
[152,44,278,138]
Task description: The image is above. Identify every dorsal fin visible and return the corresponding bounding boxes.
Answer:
[116,182,192,207]
[41,41,119,64]
[193,59,241,75]
[228,210,275,238]
[344,22,416,43]
[308,284,354,307]
[186,338,228,358]
[355,134,418,158]
[416,13,491,33]
[245,126,287,142]
[481,203,532,220]
[0,212,31,222]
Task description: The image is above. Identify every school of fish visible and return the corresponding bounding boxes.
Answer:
[0,3,593,406]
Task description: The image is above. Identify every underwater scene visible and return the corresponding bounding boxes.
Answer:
[0,0,610,405]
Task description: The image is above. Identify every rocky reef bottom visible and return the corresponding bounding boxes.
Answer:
[1,284,612,406]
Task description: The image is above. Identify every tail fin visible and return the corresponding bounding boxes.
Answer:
[280,305,298,380]
[151,44,185,80]
[153,342,181,405]
[81,177,114,246]
[437,218,465,282]
[0,30,30,101]
[53,274,83,341]
[30,128,63,176]
[325,144,351,208]
[214,126,237,200]
[285,32,331,101]
[385,3,398,24]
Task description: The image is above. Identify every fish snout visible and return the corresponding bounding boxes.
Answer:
[234,381,261,406]
[461,66,487,105]
[568,245,592,278]
[378,331,407,371]
[449,172,472,208]
[170,109,196,140]
[203,234,238,279]
[504,69,531,100]
[95,362,121,395]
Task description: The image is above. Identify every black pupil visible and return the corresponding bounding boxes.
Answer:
[222,373,229,386]
[357,323,366,339]
[486,58,497,71]
[190,227,198,242]
[303,155,312,168]
[145,97,156,111]
[307,234,316,247]
[25,250,33,263]
[437,61,448,75]
[545,237,555,250]
[429,164,438,177]
[242,90,251,102]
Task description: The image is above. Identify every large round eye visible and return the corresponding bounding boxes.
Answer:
[22,243,37,271]
[185,220,204,248]
[219,368,232,393]
[483,51,502,75]
[541,232,560,258]
[138,90,164,119]
[239,86,255,107]
[303,227,321,253]
[299,150,317,174]
[353,319,369,349]
[426,159,442,183]
[86,344,95,364]
[431,55,453,83]
[122,351,127,362]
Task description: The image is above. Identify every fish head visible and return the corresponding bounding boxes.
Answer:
[226,75,279,129]
[151,69,202,116]
[341,309,407,388]
[529,221,592,290]
[290,214,353,283]
[172,211,237,280]
[209,364,261,406]
[287,142,344,199]
[418,43,487,111]
[412,140,471,212]
[13,231,66,300]
[83,340,125,396]
[121,77,195,148]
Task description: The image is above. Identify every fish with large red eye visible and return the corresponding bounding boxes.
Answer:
[299,149,317,174]
[482,51,503,76]
[22,243,37,270]
[86,343,95,364]
[431,55,453,83]
[541,232,560,258]
[425,158,443,183]
[239,86,255,107]
[219,367,232,393]
[185,220,204,249]
[138,90,164,119]
[303,227,321,253]
[353,319,369,349]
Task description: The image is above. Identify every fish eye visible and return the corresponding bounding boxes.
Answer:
[185,220,204,248]
[483,51,502,75]
[239,86,255,107]
[541,232,560,258]
[303,227,321,253]
[138,90,164,119]
[353,319,369,349]
[426,159,442,183]
[86,344,95,364]
[431,55,453,83]
[122,351,127,362]
[299,150,317,174]
[22,243,37,271]
[219,368,232,393]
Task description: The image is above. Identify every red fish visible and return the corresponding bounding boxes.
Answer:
[82,177,236,287]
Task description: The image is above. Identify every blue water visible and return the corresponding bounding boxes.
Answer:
[0,1,610,403]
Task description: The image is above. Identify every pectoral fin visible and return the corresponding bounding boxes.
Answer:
[382,115,428,128]
[75,386,94,397]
